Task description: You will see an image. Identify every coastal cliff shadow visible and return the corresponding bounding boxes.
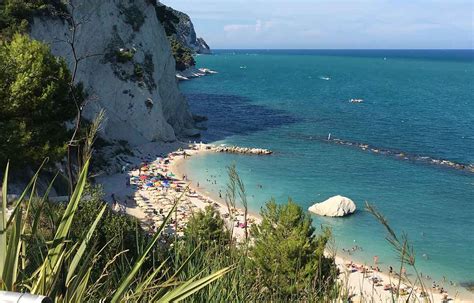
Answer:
[185,93,298,142]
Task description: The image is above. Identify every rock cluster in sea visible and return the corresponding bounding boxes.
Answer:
[213,146,272,155]
[308,195,356,217]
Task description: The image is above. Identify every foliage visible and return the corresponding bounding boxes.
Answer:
[249,199,336,299]
[0,0,67,39]
[116,49,134,63]
[153,3,179,36]
[184,206,230,247]
[170,38,195,71]
[0,160,232,302]
[37,186,146,281]
[133,63,144,79]
[0,34,80,168]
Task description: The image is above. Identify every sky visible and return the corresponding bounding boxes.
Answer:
[161,0,473,49]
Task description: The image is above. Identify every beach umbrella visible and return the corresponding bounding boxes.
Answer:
[146,182,153,187]
[139,175,147,180]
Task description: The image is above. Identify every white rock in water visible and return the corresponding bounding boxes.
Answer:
[308,195,356,217]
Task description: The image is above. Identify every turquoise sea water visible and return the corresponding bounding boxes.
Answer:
[178,50,474,289]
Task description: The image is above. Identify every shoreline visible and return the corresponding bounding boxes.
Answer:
[167,143,473,303]
[97,141,473,302]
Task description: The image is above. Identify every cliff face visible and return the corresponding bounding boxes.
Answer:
[156,3,211,54]
[29,0,198,145]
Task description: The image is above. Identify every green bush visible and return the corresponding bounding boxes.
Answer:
[153,4,179,36]
[170,38,195,71]
[172,199,338,302]
[0,0,67,39]
[116,49,134,63]
[133,63,144,79]
[0,34,80,168]
[184,206,230,247]
[249,199,337,298]
[1,161,231,301]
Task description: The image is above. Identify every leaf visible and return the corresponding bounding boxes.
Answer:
[31,159,89,294]
[110,198,179,303]
[2,204,22,290]
[0,162,9,276]
[66,203,107,284]
[156,266,234,303]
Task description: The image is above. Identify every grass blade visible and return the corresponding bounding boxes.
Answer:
[110,199,178,303]
[0,162,9,276]
[66,203,107,284]
[157,266,234,302]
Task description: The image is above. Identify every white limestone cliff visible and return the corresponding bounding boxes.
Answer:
[29,0,198,145]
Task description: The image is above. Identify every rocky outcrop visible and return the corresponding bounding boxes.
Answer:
[176,67,218,81]
[155,3,211,54]
[196,38,211,54]
[214,146,272,155]
[29,0,198,145]
[191,143,272,155]
[308,195,356,217]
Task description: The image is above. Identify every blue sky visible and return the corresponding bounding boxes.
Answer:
[162,0,473,49]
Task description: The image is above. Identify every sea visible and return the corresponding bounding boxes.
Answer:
[177,49,474,292]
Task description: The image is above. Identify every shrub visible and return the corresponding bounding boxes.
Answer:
[249,199,337,298]
[116,49,134,63]
[133,63,144,79]
[184,206,230,247]
[0,160,231,301]
[153,3,179,36]
[0,0,68,39]
[0,34,79,168]
[170,38,195,71]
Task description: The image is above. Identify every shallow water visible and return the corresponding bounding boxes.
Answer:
[179,50,474,289]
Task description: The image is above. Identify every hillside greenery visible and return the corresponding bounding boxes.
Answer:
[152,3,197,71]
[0,0,67,39]
[0,160,231,302]
[0,34,80,168]
[250,199,336,298]
[170,37,195,71]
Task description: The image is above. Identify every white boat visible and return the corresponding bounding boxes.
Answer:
[350,98,364,103]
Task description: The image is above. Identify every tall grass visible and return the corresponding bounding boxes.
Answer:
[0,160,232,302]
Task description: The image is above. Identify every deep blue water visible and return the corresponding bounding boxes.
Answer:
[178,50,474,289]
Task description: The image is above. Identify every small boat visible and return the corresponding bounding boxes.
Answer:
[350,98,364,103]
[319,76,330,81]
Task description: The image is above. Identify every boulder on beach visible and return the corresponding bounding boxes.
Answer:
[308,195,356,217]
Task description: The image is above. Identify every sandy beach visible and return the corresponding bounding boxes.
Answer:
[97,142,473,303]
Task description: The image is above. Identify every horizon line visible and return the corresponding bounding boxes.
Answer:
[209,48,474,51]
